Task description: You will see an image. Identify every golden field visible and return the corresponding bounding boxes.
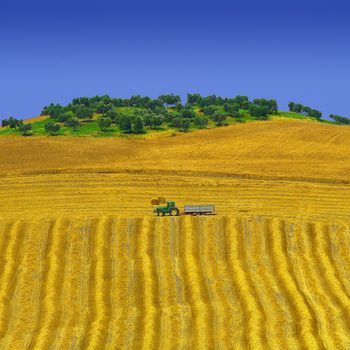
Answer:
[1,120,350,349]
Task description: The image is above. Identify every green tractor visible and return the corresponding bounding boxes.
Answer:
[153,201,180,216]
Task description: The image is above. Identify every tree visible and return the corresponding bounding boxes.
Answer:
[249,104,269,119]
[119,115,132,132]
[171,117,190,131]
[58,111,76,123]
[96,102,113,114]
[98,116,112,131]
[181,108,196,119]
[187,93,202,105]
[212,111,227,126]
[76,106,94,120]
[1,119,9,127]
[19,123,32,136]
[330,114,350,125]
[288,102,295,112]
[223,103,240,115]
[64,117,81,130]
[5,116,23,129]
[148,115,164,129]
[105,109,120,124]
[132,115,144,133]
[232,95,250,109]
[194,116,209,128]
[202,106,219,116]
[308,109,322,119]
[158,94,181,105]
[41,103,65,119]
[44,122,61,135]
[179,118,190,132]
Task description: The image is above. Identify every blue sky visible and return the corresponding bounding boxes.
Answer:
[1,0,349,120]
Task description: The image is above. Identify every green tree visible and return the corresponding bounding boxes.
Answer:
[194,116,209,128]
[41,103,65,119]
[64,117,81,131]
[1,119,9,127]
[44,122,61,135]
[158,94,181,105]
[119,115,132,132]
[202,106,219,116]
[132,116,145,133]
[6,116,23,129]
[330,114,350,124]
[19,123,32,136]
[58,111,76,123]
[98,116,112,131]
[179,118,191,132]
[76,106,94,120]
[181,108,196,119]
[105,109,120,124]
[308,109,322,119]
[149,115,164,129]
[212,111,227,126]
[223,103,240,114]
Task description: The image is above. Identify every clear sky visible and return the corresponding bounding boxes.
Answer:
[1,0,349,120]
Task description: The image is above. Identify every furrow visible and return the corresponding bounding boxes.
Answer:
[269,218,320,349]
[54,218,87,350]
[132,217,147,349]
[293,222,348,348]
[156,218,183,349]
[78,218,99,349]
[328,225,350,297]
[225,217,262,349]
[248,218,290,349]
[0,221,28,345]
[264,219,301,349]
[180,215,213,348]
[84,217,113,350]
[133,217,159,350]
[219,217,246,349]
[6,220,47,349]
[29,218,70,349]
[0,221,15,283]
[105,218,130,349]
[202,216,239,349]
[312,223,350,346]
[120,218,138,349]
[174,217,192,349]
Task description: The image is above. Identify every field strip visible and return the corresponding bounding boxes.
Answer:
[1,173,350,223]
[0,216,349,349]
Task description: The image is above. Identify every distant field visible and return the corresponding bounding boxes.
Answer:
[1,120,350,349]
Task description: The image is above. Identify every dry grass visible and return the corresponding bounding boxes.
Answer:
[0,119,350,182]
[0,119,350,349]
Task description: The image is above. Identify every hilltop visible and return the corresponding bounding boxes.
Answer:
[1,93,344,137]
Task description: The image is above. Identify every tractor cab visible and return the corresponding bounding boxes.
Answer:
[153,201,180,216]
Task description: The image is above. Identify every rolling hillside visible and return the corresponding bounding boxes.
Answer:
[0,119,350,349]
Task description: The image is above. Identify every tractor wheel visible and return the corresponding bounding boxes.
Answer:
[157,210,165,216]
[170,207,180,216]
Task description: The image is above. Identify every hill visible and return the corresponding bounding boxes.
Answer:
[2,93,340,137]
[1,119,349,182]
[0,119,350,349]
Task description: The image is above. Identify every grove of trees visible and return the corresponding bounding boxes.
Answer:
[3,93,347,137]
[288,102,322,119]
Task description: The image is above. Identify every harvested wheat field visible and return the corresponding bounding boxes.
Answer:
[1,120,350,349]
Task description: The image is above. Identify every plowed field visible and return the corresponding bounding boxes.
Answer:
[0,120,350,349]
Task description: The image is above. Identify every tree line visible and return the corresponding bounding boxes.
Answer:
[2,93,349,136]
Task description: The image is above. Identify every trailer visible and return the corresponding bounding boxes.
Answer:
[183,204,215,215]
